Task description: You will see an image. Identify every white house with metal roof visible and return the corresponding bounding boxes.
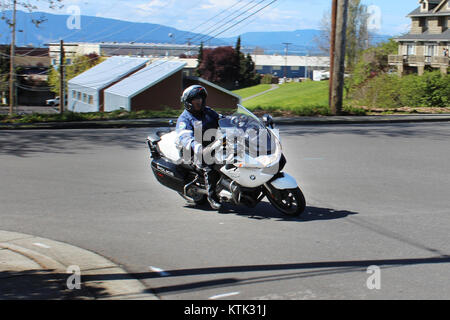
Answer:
[104,60,186,111]
[67,56,149,112]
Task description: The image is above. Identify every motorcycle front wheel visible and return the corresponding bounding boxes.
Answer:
[266,187,306,217]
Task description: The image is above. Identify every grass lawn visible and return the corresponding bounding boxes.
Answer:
[233,84,272,99]
[240,81,332,116]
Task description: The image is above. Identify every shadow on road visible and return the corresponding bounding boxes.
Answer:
[280,122,450,140]
[185,201,358,222]
[138,255,450,295]
[2,256,449,298]
[0,269,108,300]
[0,128,154,157]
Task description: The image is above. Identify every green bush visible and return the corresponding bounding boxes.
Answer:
[261,74,273,84]
[351,71,450,108]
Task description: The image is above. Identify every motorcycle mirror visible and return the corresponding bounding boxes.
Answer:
[168,120,175,127]
[262,114,274,128]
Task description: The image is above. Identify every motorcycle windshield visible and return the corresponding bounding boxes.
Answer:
[218,104,265,130]
[218,105,281,168]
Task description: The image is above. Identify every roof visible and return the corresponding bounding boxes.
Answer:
[185,76,242,103]
[395,29,450,41]
[408,0,450,16]
[68,56,149,90]
[104,59,186,98]
[149,57,197,68]
[250,55,330,67]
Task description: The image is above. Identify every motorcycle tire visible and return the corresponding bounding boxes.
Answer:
[266,187,306,217]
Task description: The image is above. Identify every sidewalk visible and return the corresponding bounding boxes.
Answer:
[1,114,450,130]
[0,230,159,300]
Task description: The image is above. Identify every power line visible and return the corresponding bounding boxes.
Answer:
[201,0,279,44]
[192,0,268,44]
[187,0,245,36]
[217,0,284,44]
[189,0,261,43]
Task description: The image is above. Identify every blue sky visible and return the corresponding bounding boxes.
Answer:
[30,0,419,36]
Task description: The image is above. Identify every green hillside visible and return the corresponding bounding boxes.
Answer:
[234,81,330,116]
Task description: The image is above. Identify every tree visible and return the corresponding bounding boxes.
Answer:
[345,0,369,72]
[195,42,204,77]
[240,53,260,88]
[48,53,104,94]
[0,46,10,103]
[1,0,64,109]
[196,46,237,89]
[315,0,369,71]
[346,38,399,96]
[196,45,260,90]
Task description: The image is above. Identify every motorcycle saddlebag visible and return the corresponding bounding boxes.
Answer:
[151,158,187,193]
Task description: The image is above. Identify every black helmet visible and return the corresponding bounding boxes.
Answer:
[181,85,207,112]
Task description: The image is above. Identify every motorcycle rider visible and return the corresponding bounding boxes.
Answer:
[176,85,222,210]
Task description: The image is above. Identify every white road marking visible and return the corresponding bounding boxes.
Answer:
[33,242,51,249]
[209,292,240,300]
[149,266,170,277]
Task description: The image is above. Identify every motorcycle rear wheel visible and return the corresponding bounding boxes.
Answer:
[267,187,306,217]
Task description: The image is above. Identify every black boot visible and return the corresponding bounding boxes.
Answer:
[203,168,221,210]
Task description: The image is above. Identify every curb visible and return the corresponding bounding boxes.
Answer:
[1,115,450,130]
[0,230,159,300]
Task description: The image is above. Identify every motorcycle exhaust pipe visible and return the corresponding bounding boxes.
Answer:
[219,177,240,204]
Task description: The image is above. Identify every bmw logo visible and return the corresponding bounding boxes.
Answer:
[250,175,256,181]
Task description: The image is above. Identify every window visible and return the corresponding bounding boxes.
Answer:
[82,93,87,103]
[291,66,299,71]
[272,66,281,71]
[88,95,93,105]
[407,44,416,55]
[77,92,81,100]
[72,90,76,98]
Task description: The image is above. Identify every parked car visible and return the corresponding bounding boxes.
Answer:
[46,96,60,106]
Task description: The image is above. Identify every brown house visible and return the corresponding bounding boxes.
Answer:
[104,60,241,112]
[389,0,450,75]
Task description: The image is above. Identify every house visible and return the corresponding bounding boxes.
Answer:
[389,0,450,75]
[0,46,52,105]
[70,57,239,113]
[104,60,186,111]
[67,56,149,112]
[251,55,330,79]
[183,76,241,109]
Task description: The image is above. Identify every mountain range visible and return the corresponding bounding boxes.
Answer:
[0,10,392,55]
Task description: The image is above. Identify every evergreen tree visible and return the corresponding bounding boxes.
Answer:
[234,36,243,87]
[195,42,204,77]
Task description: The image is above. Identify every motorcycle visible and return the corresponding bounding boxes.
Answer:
[146,105,306,217]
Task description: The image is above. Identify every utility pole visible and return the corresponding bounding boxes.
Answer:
[282,42,292,79]
[59,39,65,113]
[9,0,17,115]
[329,0,337,109]
[330,0,348,115]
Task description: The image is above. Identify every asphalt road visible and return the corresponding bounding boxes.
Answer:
[1,122,449,300]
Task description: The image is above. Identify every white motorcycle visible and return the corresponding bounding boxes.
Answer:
[147,105,306,216]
